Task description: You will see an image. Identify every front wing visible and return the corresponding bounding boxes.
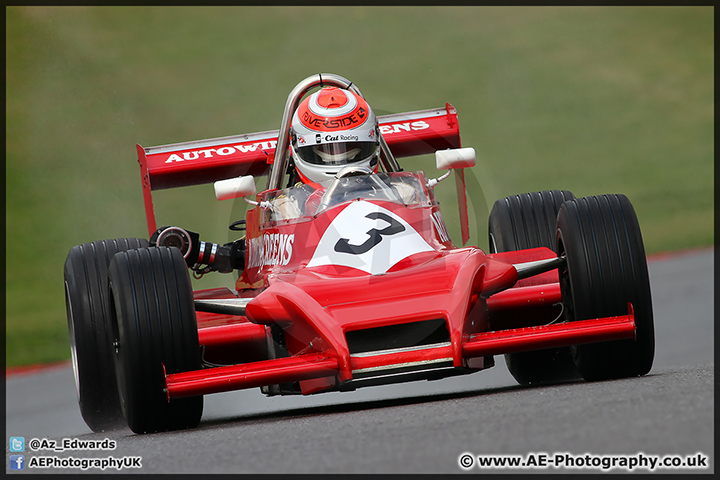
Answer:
[166,310,635,400]
[163,249,636,401]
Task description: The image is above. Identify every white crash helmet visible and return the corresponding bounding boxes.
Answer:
[290,87,379,184]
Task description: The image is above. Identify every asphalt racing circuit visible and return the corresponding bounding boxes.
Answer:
[5,248,714,474]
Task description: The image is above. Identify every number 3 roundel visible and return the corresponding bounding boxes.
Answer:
[307,201,433,275]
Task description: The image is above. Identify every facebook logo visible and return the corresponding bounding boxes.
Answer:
[9,455,25,470]
[9,436,25,452]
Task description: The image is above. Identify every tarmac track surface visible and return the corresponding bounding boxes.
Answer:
[5,248,714,474]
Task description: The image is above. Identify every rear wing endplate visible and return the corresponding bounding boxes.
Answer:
[137,104,461,236]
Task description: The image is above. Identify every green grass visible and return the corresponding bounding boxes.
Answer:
[5,6,713,367]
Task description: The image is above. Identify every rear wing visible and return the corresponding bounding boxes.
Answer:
[137,104,461,236]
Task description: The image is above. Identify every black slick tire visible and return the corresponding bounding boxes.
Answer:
[64,238,149,432]
[109,246,203,434]
[556,194,655,380]
[488,190,579,385]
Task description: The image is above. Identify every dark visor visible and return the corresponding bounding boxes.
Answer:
[296,142,378,166]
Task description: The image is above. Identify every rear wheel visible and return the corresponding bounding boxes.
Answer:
[109,246,203,434]
[556,194,654,380]
[488,190,579,385]
[489,190,575,256]
[64,238,149,432]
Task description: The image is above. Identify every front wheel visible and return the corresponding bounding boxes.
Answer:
[109,246,203,434]
[556,194,655,381]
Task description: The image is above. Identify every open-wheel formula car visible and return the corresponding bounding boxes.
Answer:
[64,73,654,434]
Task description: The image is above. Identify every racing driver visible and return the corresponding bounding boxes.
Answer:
[267,86,383,219]
[288,86,381,185]
[269,85,419,220]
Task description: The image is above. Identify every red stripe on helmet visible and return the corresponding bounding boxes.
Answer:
[297,88,370,133]
[316,87,349,109]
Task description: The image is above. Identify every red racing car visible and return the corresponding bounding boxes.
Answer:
[64,73,654,434]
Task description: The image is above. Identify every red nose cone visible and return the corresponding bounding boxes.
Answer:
[316,87,348,109]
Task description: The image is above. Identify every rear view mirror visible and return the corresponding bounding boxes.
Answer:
[214,175,257,201]
[436,147,476,170]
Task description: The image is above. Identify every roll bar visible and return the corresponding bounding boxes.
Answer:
[266,73,401,190]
